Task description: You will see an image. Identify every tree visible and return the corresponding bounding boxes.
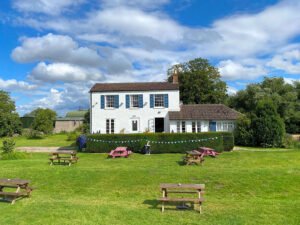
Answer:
[167,58,227,104]
[252,99,285,147]
[234,115,253,146]
[228,77,300,134]
[0,91,22,137]
[31,108,57,134]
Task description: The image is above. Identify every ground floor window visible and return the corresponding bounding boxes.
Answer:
[132,120,138,132]
[106,119,115,134]
[181,121,186,133]
[192,121,201,133]
[217,121,235,132]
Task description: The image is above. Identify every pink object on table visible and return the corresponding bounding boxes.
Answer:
[109,147,132,158]
[198,147,219,157]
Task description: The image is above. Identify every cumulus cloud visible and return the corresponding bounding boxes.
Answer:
[0,78,37,91]
[267,49,300,74]
[284,77,300,84]
[100,0,170,9]
[11,33,101,67]
[13,0,86,15]
[29,62,103,82]
[218,60,267,80]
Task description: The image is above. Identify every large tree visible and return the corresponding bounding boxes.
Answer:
[228,77,300,134]
[167,58,227,104]
[0,90,22,137]
[30,108,57,134]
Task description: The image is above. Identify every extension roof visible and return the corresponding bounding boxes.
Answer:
[169,104,241,120]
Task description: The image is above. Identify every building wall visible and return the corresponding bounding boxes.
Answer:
[54,120,83,133]
[91,90,180,134]
[170,120,235,133]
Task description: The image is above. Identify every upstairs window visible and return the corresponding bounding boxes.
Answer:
[130,95,139,108]
[154,94,164,107]
[106,96,115,108]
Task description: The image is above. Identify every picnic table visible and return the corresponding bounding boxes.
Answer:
[198,147,219,157]
[49,150,78,166]
[183,150,204,165]
[158,183,205,213]
[109,147,132,158]
[0,178,33,204]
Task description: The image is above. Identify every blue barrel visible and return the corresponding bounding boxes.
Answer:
[77,135,87,151]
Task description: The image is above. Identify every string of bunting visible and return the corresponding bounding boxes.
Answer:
[87,137,220,144]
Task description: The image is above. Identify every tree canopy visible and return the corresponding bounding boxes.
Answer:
[30,108,57,134]
[228,77,300,134]
[0,90,22,137]
[167,58,227,104]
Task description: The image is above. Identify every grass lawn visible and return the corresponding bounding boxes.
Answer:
[0,150,299,225]
[0,133,74,148]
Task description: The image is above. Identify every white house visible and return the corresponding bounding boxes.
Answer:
[90,79,240,134]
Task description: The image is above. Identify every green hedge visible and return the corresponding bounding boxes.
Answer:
[86,132,234,153]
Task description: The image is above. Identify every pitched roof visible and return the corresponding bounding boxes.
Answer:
[169,104,241,120]
[65,110,88,118]
[90,82,179,92]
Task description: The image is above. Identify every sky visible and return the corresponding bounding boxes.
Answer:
[0,0,300,116]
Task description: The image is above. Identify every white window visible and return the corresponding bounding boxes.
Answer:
[197,121,201,132]
[132,120,138,132]
[106,96,115,108]
[130,95,139,108]
[154,94,164,107]
[192,121,201,133]
[192,122,196,133]
[217,121,235,132]
[181,121,186,133]
[106,119,115,134]
[176,121,180,133]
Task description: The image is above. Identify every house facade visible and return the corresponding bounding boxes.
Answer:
[90,81,240,134]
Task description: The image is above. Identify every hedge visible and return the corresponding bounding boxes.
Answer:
[86,132,234,153]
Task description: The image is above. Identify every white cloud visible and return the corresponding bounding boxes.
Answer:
[267,49,300,74]
[227,86,238,95]
[0,78,37,91]
[13,0,85,15]
[11,33,101,67]
[29,62,103,82]
[218,60,267,80]
[284,77,300,84]
[100,0,170,9]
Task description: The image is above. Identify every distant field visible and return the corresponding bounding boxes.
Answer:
[0,133,74,148]
[0,150,299,225]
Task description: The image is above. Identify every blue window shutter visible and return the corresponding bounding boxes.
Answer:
[164,94,169,108]
[138,95,143,108]
[114,95,119,108]
[150,94,154,108]
[101,95,105,109]
[126,95,130,108]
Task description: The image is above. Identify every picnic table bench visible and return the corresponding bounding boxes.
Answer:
[109,147,132,158]
[0,178,33,204]
[198,147,219,157]
[183,150,205,165]
[158,183,205,213]
[49,151,78,166]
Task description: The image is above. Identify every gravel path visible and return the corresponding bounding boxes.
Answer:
[16,146,77,153]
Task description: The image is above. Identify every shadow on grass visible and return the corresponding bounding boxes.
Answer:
[143,199,160,209]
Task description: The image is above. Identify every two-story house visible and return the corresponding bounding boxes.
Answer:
[90,78,240,134]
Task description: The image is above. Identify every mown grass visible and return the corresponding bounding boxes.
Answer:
[0,150,299,225]
[0,133,74,148]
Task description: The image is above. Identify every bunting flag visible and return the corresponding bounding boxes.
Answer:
[87,136,220,144]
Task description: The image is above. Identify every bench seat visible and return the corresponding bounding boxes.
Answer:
[0,192,22,196]
[158,197,204,203]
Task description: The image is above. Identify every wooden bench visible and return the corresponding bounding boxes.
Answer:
[158,183,205,213]
[49,151,78,166]
[0,179,33,204]
[183,151,205,165]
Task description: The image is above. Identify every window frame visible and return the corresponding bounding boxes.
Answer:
[130,95,139,108]
[154,94,165,108]
[105,95,115,109]
[106,118,115,134]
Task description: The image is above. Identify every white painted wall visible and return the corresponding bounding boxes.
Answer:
[91,90,180,134]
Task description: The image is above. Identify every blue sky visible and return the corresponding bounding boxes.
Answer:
[0,0,299,116]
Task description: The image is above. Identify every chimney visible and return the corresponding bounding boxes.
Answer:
[172,68,179,84]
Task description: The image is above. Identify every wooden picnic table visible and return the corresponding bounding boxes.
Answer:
[49,151,78,166]
[158,183,205,213]
[0,178,33,204]
[183,150,204,165]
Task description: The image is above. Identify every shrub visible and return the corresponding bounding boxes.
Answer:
[234,115,253,146]
[1,138,16,154]
[86,132,234,153]
[67,131,80,141]
[27,129,44,139]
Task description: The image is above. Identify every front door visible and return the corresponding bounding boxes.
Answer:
[155,118,164,133]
